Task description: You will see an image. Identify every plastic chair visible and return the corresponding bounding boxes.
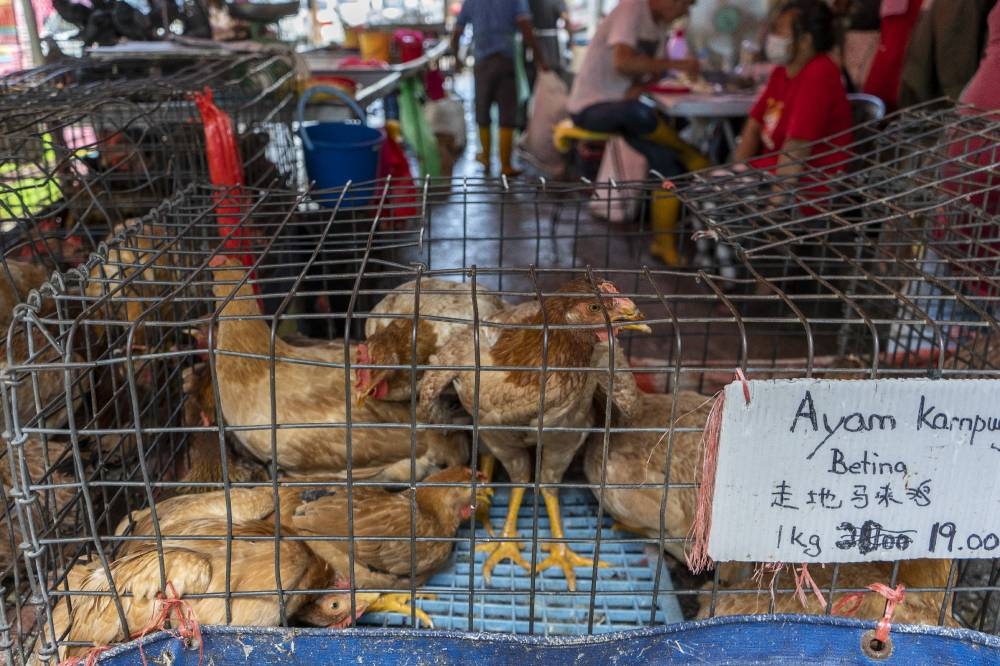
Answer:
[552,119,613,154]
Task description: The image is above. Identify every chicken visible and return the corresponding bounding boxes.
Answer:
[0,259,50,329]
[698,559,959,627]
[418,278,651,590]
[4,327,86,433]
[0,436,77,575]
[208,256,467,480]
[174,432,269,495]
[355,277,508,404]
[115,489,382,627]
[115,487,302,556]
[86,220,179,352]
[47,518,363,661]
[174,363,268,493]
[583,391,713,564]
[290,466,481,626]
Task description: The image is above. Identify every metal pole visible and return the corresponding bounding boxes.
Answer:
[18,0,44,67]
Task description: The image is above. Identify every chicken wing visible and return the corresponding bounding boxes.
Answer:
[356,277,508,404]
[208,256,467,480]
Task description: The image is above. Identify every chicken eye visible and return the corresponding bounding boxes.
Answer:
[330,601,339,609]
[588,303,602,313]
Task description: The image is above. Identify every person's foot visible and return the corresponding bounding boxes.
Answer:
[476,153,491,173]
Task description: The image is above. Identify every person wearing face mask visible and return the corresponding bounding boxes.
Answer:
[733,0,853,176]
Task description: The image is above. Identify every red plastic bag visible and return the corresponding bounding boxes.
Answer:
[376,130,419,227]
[193,87,258,271]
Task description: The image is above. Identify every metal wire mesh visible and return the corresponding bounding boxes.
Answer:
[0,101,997,663]
[0,50,298,279]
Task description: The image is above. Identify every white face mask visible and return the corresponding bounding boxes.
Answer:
[765,34,792,65]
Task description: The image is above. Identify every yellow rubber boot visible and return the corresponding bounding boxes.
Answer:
[499,127,522,177]
[477,126,492,172]
[650,191,682,266]
[642,118,711,172]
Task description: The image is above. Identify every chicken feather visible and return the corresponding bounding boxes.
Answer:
[357,278,508,403]
[47,518,338,660]
[208,257,467,480]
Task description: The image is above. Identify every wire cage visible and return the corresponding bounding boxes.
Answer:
[1,100,998,663]
[0,51,298,258]
[0,49,300,288]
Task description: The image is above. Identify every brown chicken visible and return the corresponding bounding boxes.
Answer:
[115,488,382,626]
[3,326,86,433]
[85,220,179,351]
[208,256,467,480]
[0,258,50,329]
[174,363,268,493]
[583,391,713,564]
[0,436,78,575]
[355,278,508,404]
[698,559,959,627]
[47,518,364,661]
[418,278,651,590]
[291,466,482,627]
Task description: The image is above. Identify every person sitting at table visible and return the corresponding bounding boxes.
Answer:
[733,0,853,178]
[565,0,708,265]
[566,0,703,177]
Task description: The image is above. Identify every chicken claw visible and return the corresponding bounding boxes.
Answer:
[537,543,609,592]
[537,488,609,591]
[477,538,533,584]
[474,486,495,537]
[474,453,497,537]
[476,487,531,584]
[365,593,438,628]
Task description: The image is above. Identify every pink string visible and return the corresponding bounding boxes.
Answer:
[58,646,109,666]
[871,583,906,643]
[793,564,828,610]
[734,368,751,404]
[830,581,907,640]
[133,582,204,666]
[831,591,867,616]
[687,370,750,573]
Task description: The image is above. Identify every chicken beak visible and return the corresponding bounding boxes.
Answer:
[613,304,652,334]
[355,383,378,408]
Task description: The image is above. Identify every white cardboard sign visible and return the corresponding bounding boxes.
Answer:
[708,379,1000,563]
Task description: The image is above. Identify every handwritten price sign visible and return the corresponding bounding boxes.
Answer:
[708,379,1000,563]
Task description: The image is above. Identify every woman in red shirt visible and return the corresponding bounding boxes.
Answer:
[734,0,853,177]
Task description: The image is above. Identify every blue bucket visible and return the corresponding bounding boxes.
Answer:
[297,86,385,209]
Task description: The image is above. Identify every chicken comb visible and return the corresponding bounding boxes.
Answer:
[596,281,620,294]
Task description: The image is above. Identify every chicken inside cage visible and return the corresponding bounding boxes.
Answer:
[0,102,997,663]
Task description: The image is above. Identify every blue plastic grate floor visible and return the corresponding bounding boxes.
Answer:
[357,487,684,635]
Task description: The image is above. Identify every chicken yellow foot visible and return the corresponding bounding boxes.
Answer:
[365,593,438,629]
[476,487,531,583]
[536,488,609,591]
[474,452,497,537]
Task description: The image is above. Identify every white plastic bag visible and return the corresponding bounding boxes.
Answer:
[518,71,569,177]
[588,137,649,223]
[424,97,467,152]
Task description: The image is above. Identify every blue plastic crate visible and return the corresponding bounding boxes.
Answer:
[357,487,684,634]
